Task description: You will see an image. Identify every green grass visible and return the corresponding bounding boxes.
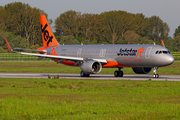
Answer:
[171,52,180,60]
[0,61,180,75]
[0,53,50,61]
[0,78,180,119]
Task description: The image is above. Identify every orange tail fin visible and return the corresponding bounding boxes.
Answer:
[40,15,59,47]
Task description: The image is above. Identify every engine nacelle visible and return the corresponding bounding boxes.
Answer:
[80,60,102,74]
[132,67,152,74]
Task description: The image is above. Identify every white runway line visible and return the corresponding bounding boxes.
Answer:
[0,73,180,81]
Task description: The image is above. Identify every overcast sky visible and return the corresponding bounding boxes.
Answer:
[1,0,180,37]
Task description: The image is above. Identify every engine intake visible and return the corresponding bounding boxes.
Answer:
[132,67,152,74]
[81,60,102,74]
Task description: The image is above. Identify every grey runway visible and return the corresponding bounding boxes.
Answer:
[0,72,180,81]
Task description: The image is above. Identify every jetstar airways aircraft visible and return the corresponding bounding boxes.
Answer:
[5,15,174,78]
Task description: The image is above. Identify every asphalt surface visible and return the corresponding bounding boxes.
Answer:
[0,73,180,81]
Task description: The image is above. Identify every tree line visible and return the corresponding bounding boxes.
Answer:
[0,2,48,52]
[0,2,180,52]
[55,10,170,44]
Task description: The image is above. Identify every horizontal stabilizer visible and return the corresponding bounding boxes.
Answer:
[14,48,46,53]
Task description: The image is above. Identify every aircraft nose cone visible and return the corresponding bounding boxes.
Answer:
[167,55,174,65]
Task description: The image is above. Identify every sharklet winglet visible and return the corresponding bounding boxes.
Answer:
[5,38,12,51]
[161,40,165,47]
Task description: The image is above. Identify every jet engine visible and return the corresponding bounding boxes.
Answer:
[80,60,102,74]
[132,67,152,74]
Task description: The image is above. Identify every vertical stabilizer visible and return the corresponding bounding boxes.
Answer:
[40,15,59,47]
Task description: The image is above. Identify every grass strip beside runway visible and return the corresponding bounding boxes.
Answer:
[0,61,179,74]
[0,78,180,119]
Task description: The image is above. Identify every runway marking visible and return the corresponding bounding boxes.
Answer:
[0,73,180,81]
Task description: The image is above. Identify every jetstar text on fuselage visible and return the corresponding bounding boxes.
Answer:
[117,48,137,56]
[117,47,145,57]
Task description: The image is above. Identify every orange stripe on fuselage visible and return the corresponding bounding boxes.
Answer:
[50,47,77,66]
[60,60,130,67]
[50,47,59,62]
[102,60,130,68]
[61,60,76,66]
[51,47,57,55]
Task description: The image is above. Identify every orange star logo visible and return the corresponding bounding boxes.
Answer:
[136,47,145,57]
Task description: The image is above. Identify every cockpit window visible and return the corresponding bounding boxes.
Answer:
[163,51,168,54]
[155,50,171,54]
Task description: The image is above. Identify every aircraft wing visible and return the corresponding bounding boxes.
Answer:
[20,52,107,63]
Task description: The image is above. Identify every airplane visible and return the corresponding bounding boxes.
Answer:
[5,15,174,78]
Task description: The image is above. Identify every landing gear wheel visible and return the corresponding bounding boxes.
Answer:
[153,74,155,78]
[114,70,124,77]
[80,71,90,77]
[157,74,159,78]
[86,74,90,77]
[153,67,159,78]
[153,74,159,78]
[80,71,85,77]
[119,71,123,77]
[114,71,119,77]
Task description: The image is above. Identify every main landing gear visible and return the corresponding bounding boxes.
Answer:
[153,67,159,78]
[114,68,123,77]
[80,71,90,77]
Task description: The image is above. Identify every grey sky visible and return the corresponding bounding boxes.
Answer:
[1,0,180,37]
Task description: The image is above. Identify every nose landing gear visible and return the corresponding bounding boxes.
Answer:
[153,67,159,78]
